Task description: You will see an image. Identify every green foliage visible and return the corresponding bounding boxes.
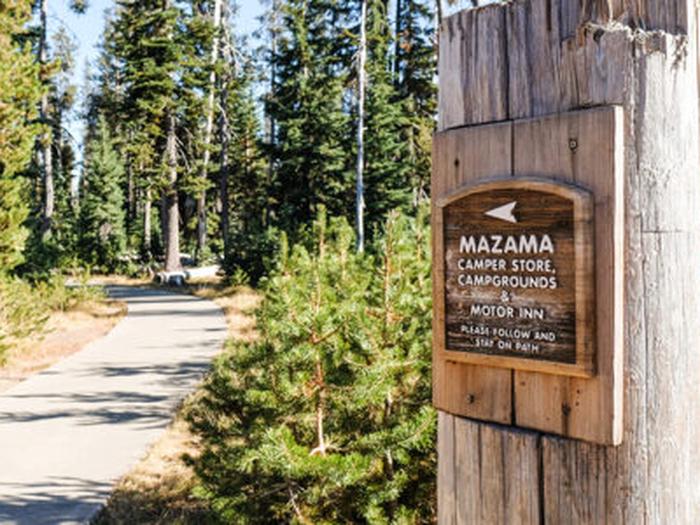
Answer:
[188,208,436,523]
[111,0,181,177]
[267,0,354,235]
[0,1,43,273]
[393,0,436,201]
[222,72,273,281]
[79,119,127,272]
[0,277,48,362]
[69,0,90,14]
[223,227,281,286]
[80,0,436,279]
[362,0,415,231]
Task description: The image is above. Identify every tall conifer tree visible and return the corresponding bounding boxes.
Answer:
[267,0,353,236]
[195,0,223,263]
[112,0,183,270]
[0,1,42,272]
[393,0,436,201]
[79,119,126,270]
[34,0,89,238]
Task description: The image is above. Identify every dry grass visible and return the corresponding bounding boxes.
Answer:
[0,299,126,393]
[92,417,217,525]
[177,278,260,342]
[89,275,152,287]
[94,280,260,524]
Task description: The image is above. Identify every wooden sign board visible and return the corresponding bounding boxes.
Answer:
[432,107,624,445]
[436,179,595,378]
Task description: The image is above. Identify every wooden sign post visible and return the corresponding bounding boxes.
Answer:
[434,1,700,523]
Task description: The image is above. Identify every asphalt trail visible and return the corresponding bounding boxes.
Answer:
[0,286,227,524]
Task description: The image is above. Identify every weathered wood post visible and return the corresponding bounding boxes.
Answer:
[432,0,700,522]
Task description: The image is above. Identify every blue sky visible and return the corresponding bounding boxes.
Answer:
[51,0,265,74]
[50,0,265,161]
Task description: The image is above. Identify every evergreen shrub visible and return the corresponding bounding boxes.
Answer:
[224,227,282,286]
[187,208,436,523]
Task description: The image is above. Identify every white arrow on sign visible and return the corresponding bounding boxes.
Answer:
[485,201,518,224]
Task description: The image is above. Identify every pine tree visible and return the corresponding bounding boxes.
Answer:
[78,119,126,271]
[361,0,414,234]
[111,0,183,270]
[175,0,222,261]
[46,27,81,267]
[35,0,89,238]
[222,71,273,283]
[393,0,436,201]
[355,0,367,252]
[194,0,223,263]
[0,1,43,272]
[85,13,133,235]
[188,208,436,522]
[267,0,354,237]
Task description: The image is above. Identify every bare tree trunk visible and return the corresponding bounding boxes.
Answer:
[159,191,168,255]
[39,0,54,237]
[219,92,230,256]
[355,0,367,253]
[218,1,236,255]
[265,0,280,229]
[195,0,223,264]
[436,1,700,522]
[393,0,402,86]
[127,135,135,225]
[143,183,152,261]
[164,113,181,272]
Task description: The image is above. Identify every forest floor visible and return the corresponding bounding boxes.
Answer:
[93,279,260,524]
[0,298,127,394]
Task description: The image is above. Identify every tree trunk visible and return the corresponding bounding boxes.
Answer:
[219,90,230,255]
[265,0,280,229]
[39,0,54,237]
[126,142,135,226]
[164,113,181,272]
[436,1,700,522]
[195,0,223,264]
[355,0,367,253]
[393,0,402,86]
[143,184,152,261]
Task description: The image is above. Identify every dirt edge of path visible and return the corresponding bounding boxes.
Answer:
[0,299,127,394]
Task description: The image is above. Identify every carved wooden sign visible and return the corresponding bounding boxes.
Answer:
[435,178,595,378]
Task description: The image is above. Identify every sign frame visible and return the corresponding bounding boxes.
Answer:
[434,176,596,378]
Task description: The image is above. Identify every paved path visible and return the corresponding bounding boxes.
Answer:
[0,286,228,525]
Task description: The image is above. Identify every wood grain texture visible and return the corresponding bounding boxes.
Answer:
[432,123,514,424]
[512,107,624,446]
[597,0,689,32]
[542,438,610,524]
[436,0,700,521]
[437,412,456,524]
[438,6,508,129]
[506,0,633,120]
[454,418,540,524]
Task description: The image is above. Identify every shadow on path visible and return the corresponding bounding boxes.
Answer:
[0,286,227,524]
